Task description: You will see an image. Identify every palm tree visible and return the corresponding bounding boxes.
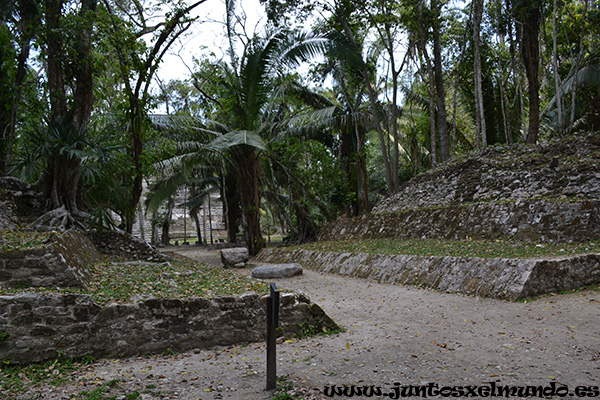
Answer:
[280,79,373,216]
[541,53,600,134]
[201,27,349,254]
[149,0,352,254]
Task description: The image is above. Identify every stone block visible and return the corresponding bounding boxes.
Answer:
[252,263,303,279]
[220,247,249,266]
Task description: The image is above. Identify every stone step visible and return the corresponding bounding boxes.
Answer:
[319,199,600,243]
[255,247,600,300]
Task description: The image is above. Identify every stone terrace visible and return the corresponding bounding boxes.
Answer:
[258,132,600,299]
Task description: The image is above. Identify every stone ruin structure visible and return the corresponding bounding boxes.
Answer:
[0,229,336,364]
[256,132,600,299]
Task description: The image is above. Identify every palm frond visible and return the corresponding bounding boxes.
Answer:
[204,130,267,153]
[145,172,188,213]
[542,64,600,120]
[150,114,228,138]
[284,81,335,110]
[401,85,431,110]
[184,185,219,210]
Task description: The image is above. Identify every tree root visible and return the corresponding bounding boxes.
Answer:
[31,206,90,232]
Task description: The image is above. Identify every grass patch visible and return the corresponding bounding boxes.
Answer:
[0,358,143,400]
[0,229,51,252]
[270,376,305,400]
[0,357,81,395]
[295,319,345,339]
[0,254,269,303]
[296,238,600,259]
[84,255,269,303]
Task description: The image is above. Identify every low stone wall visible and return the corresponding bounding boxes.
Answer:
[0,291,336,364]
[319,199,600,243]
[255,248,600,300]
[0,230,100,289]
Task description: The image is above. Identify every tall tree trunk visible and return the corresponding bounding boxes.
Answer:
[495,0,513,145]
[150,210,159,246]
[451,20,469,155]
[432,0,451,162]
[338,68,369,214]
[46,0,67,127]
[336,8,395,192]
[224,166,241,243]
[340,125,359,216]
[375,4,407,189]
[71,0,96,131]
[101,0,205,233]
[293,198,317,243]
[237,148,264,256]
[44,0,96,213]
[189,186,203,244]
[191,208,202,245]
[356,126,370,213]
[551,0,563,134]
[569,0,588,128]
[390,64,401,189]
[1,0,38,175]
[126,100,145,233]
[506,0,527,140]
[514,0,541,144]
[362,62,394,192]
[416,1,437,167]
[207,192,213,244]
[473,0,487,148]
[161,197,174,246]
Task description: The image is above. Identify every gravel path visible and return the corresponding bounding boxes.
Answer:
[23,247,600,399]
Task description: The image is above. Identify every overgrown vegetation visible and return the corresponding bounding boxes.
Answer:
[2,0,597,252]
[0,229,51,251]
[296,318,345,339]
[297,238,600,259]
[0,356,145,399]
[0,356,85,395]
[270,376,306,400]
[0,255,269,302]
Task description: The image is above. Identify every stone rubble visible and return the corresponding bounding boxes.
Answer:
[373,133,600,213]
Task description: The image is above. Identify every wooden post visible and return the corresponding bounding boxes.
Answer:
[266,283,279,390]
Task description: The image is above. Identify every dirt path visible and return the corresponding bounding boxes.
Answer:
[24,247,600,399]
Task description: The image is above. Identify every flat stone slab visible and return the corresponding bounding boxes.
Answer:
[252,263,303,279]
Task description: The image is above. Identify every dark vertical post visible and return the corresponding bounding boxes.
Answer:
[266,283,280,390]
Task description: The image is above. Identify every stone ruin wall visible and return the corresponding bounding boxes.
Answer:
[319,199,600,243]
[0,291,334,364]
[0,229,101,289]
[0,230,337,364]
[282,133,600,299]
[86,229,169,262]
[321,134,600,244]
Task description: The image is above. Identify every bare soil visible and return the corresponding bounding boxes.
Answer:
[22,247,600,399]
